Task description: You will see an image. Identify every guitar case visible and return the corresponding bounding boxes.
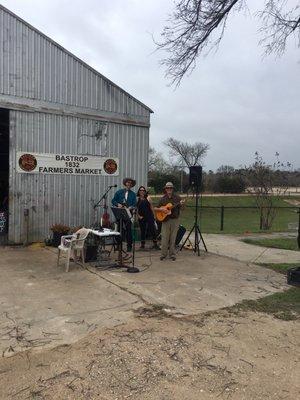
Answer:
[287,267,300,286]
[175,225,186,246]
[155,223,186,245]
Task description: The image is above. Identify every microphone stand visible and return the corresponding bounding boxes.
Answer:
[127,207,140,273]
[93,185,116,228]
[93,185,116,210]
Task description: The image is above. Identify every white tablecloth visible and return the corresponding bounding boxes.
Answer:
[90,229,120,238]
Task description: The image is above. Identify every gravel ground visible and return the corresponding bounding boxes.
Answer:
[0,306,299,400]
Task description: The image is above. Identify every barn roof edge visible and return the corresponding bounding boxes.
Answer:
[0,4,154,114]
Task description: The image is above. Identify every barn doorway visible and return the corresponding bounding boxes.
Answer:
[0,108,9,244]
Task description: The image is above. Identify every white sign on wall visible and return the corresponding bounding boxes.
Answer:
[16,152,119,176]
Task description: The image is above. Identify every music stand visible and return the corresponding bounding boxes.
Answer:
[111,207,139,273]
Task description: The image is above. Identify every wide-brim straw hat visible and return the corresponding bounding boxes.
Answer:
[123,177,136,187]
[164,182,174,188]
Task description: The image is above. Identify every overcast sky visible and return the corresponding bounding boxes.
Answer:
[2,0,299,171]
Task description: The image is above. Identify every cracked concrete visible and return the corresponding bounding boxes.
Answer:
[0,244,289,357]
[201,233,300,264]
[100,251,288,315]
[0,246,143,356]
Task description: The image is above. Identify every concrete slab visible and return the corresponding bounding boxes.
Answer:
[0,246,142,356]
[202,233,300,264]
[100,250,288,315]
[0,245,288,356]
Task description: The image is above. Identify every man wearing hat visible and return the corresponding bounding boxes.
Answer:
[112,177,137,252]
[155,182,183,261]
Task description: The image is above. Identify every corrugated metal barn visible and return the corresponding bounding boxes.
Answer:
[0,5,152,244]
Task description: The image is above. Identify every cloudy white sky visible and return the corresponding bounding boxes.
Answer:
[2,0,299,171]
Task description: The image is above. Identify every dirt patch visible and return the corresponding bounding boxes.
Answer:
[0,308,299,400]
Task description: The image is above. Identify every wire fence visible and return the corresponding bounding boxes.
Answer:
[179,205,300,235]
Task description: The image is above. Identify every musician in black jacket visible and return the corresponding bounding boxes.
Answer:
[136,186,159,250]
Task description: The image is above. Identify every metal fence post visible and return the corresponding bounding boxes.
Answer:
[259,207,263,230]
[220,206,224,231]
[297,207,300,249]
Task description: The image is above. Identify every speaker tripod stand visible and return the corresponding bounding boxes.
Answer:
[180,190,207,256]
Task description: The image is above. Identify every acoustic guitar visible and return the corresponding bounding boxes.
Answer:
[156,203,178,222]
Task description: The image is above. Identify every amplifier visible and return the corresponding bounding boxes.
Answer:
[287,267,300,286]
[175,225,186,246]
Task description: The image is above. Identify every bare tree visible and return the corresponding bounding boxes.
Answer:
[148,146,170,172]
[164,137,209,167]
[157,0,300,85]
[259,0,300,55]
[245,152,291,230]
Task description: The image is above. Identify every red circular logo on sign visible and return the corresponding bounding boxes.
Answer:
[103,159,118,174]
[19,154,37,172]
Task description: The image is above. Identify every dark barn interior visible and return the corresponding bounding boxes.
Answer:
[0,108,9,239]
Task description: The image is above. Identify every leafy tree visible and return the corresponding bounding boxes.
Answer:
[212,165,246,193]
[148,146,185,193]
[217,165,235,175]
[148,171,181,193]
[157,0,300,85]
[214,175,246,193]
[203,170,216,193]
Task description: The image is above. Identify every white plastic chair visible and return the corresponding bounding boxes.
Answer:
[57,227,91,272]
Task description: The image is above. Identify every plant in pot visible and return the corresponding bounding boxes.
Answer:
[50,224,70,247]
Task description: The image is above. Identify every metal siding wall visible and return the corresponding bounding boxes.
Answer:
[0,7,150,119]
[8,110,149,243]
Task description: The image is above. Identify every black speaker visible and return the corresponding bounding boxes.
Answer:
[189,166,202,190]
[287,267,300,286]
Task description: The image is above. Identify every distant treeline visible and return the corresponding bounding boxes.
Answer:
[148,166,300,194]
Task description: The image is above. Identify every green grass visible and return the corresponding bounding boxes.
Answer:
[231,287,300,321]
[227,262,300,320]
[171,195,300,234]
[242,237,299,251]
[257,262,300,274]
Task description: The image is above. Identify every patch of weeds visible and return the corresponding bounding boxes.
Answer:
[256,262,300,274]
[134,304,173,319]
[229,288,300,321]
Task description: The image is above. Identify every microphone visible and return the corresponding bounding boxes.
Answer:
[109,184,117,188]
